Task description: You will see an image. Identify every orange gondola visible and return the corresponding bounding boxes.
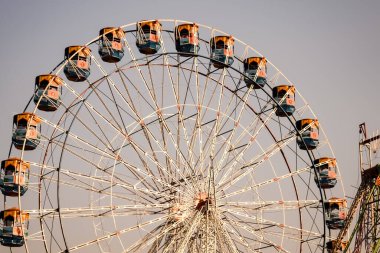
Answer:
[295,119,319,150]
[0,208,29,247]
[210,36,234,68]
[326,239,347,253]
[98,27,125,63]
[175,23,199,55]
[0,158,30,196]
[136,20,162,55]
[12,113,41,150]
[324,198,347,229]
[64,46,91,82]
[272,85,296,117]
[314,157,338,189]
[33,74,63,111]
[243,57,267,88]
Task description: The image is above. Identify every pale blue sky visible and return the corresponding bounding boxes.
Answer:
[0,0,379,251]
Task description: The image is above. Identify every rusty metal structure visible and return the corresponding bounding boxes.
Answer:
[332,123,380,252]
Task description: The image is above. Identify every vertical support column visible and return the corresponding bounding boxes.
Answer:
[199,215,216,253]
[349,123,380,252]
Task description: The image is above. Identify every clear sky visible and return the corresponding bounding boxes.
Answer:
[0,0,379,252]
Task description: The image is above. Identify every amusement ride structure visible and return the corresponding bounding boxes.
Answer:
[0,19,350,252]
[330,123,380,253]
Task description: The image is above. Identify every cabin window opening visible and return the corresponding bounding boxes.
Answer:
[39,80,49,89]
[68,52,77,59]
[319,164,329,171]
[248,62,258,70]
[215,40,224,49]
[17,119,28,128]
[331,203,340,211]
[4,216,14,227]
[278,90,287,97]
[105,33,113,41]
[180,29,189,38]
[5,166,15,176]
[142,25,151,34]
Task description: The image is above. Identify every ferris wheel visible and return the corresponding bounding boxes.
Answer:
[0,19,347,253]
